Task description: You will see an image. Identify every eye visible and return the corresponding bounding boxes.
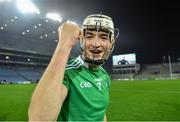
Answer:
[101,36,108,40]
[100,35,109,41]
[85,34,94,39]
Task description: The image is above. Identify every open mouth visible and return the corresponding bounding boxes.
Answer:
[90,50,102,54]
[89,49,103,60]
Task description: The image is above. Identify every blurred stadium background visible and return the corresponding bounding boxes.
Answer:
[0,0,180,121]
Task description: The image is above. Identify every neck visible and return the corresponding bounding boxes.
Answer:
[80,55,100,70]
[86,63,99,70]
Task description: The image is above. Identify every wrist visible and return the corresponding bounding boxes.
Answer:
[56,45,72,54]
[51,46,71,67]
[57,39,75,50]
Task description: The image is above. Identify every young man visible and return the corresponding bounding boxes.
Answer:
[28,14,118,121]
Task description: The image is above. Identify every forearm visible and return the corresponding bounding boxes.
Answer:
[41,46,71,84]
[28,22,81,121]
[28,46,71,121]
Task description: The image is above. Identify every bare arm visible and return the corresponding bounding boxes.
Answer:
[28,22,81,121]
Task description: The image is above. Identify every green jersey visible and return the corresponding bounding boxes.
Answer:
[57,56,111,121]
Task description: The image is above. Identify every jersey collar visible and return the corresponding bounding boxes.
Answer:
[79,55,100,71]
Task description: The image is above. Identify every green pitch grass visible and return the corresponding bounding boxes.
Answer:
[0,84,36,121]
[0,79,180,121]
[107,79,180,121]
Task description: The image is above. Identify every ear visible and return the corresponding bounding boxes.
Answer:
[110,38,115,50]
[79,38,84,51]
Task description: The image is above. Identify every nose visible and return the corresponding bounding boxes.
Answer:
[92,36,101,48]
[92,39,100,48]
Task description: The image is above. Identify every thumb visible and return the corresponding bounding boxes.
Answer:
[78,30,83,40]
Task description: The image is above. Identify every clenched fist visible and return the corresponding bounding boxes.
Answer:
[58,22,82,49]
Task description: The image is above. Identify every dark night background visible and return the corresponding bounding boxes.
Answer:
[34,0,180,64]
[1,0,180,65]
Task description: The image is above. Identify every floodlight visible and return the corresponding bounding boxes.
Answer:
[16,0,40,14]
[5,56,9,59]
[67,20,77,25]
[46,13,62,22]
[11,19,14,22]
[14,16,18,19]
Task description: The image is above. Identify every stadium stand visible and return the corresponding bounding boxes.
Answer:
[0,46,179,83]
[0,33,55,55]
[0,47,47,84]
[0,65,45,84]
[110,63,180,80]
[0,66,25,83]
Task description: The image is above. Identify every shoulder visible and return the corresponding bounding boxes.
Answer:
[99,66,111,87]
[65,56,83,70]
[99,66,110,78]
[99,66,108,74]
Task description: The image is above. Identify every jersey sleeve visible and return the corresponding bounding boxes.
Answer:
[63,71,70,90]
[100,66,111,87]
[105,75,111,90]
[107,75,111,88]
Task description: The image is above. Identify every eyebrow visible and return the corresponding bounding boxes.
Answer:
[85,31,109,36]
[100,33,109,37]
[86,28,110,33]
[85,31,93,35]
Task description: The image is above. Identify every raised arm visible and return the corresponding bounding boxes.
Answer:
[28,22,81,121]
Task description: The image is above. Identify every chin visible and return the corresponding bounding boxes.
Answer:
[85,52,104,60]
[89,56,102,60]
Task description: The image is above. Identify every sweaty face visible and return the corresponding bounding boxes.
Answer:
[82,29,112,61]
